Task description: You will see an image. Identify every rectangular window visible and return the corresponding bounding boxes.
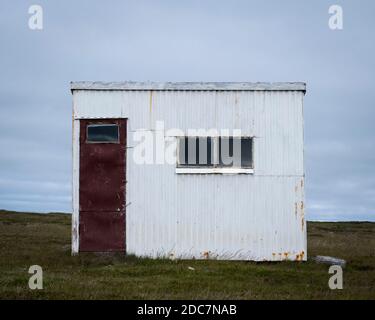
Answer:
[87,124,119,143]
[177,136,253,170]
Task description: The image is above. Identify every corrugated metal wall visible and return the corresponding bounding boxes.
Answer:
[73,89,306,261]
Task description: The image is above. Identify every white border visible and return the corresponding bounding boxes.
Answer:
[176,168,254,174]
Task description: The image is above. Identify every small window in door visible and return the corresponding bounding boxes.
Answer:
[87,124,119,143]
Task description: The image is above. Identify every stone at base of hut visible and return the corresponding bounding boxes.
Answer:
[313,256,346,267]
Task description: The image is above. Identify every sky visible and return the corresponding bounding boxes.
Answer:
[0,0,374,221]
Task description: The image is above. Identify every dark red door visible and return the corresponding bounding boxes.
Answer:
[79,119,126,252]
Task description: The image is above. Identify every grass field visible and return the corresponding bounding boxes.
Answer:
[0,210,374,299]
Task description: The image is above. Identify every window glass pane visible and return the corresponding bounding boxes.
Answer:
[178,137,213,166]
[87,124,119,143]
[186,137,197,165]
[219,137,234,167]
[219,137,252,168]
[199,137,212,166]
[240,138,252,167]
[178,137,186,165]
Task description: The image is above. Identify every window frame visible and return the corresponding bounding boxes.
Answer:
[86,124,120,144]
[176,136,254,174]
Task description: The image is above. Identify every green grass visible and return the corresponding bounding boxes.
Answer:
[0,210,374,299]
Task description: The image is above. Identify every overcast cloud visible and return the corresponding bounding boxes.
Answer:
[0,0,374,221]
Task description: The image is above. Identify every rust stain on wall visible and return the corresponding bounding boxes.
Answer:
[202,251,210,259]
[295,250,305,261]
[300,201,305,231]
[149,90,153,112]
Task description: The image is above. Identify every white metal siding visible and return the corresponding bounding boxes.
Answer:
[71,119,80,254]
[72,88,306,261]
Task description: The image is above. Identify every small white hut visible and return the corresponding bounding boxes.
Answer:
[71,82,306,261]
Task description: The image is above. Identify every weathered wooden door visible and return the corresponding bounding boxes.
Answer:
[79,119,126,252]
